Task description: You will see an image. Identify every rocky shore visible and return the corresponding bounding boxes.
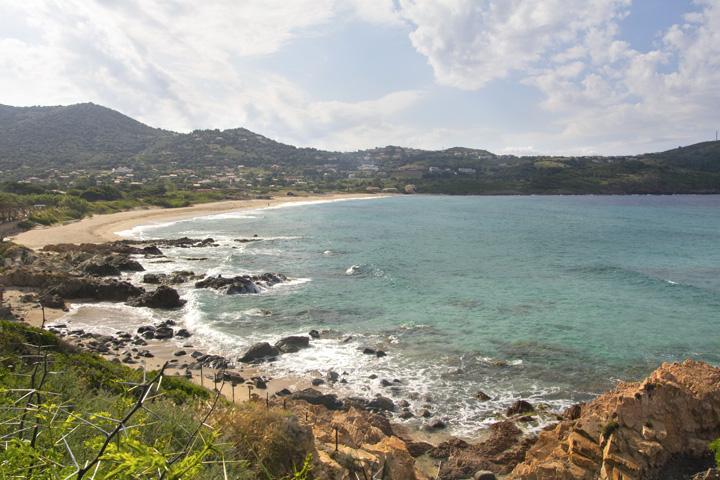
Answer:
[3,238,720,479]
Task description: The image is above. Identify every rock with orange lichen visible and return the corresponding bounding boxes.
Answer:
[512,360,720,480]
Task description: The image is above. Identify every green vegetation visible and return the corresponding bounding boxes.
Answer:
[0,320,314,479]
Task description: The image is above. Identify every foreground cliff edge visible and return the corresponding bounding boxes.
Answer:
[513,359,720,480]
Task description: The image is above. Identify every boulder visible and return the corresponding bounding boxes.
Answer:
[39,294,66,310]
[290,388,344,410]
[238,342,280,363]
[127,286,186,309]
[513,360,720,480]
[506,400,533,416]
[274,335,310,353]
[367,396,396,412]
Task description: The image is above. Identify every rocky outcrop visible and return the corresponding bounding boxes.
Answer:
[433,421,534,479]
[81,254,144,276]
[238,342,280,363]
[512,360,720,480]
[275,335,310,353]
[195,273,288,294]
[49,277,144,301]
[127,285,186,309]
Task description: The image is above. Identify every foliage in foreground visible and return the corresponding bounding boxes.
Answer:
[0,321,313,479]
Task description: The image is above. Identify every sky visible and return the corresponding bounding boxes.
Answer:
[0,0,719,156]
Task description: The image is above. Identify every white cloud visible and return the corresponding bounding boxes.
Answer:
[0,0,420,149]
[398,0,631,90]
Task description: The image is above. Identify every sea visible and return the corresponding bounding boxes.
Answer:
[57,195,720,435]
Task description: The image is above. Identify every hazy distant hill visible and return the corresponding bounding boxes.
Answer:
[0,102,718,194]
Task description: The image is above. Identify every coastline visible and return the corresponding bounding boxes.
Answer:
[10,192,381,249]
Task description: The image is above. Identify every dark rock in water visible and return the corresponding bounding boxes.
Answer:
[506,400,534,416]
[290,388,344,410]
[238,342,280,363]
[345,397,370,410]
[308,329,320,339]
[398,399,410,408]
[398,409,414,419]
[154,326,174,340]
[362,348,376,355]
[191,350,204,359]
[128,286,186,309]
[275,335,310,353]
[143,273,162,284]
[40,294,66,310]
[427,419,447,430]
[368,374,378,379]
[380,379,393,387]
[406,441,434,457]
[142,245,163,256]
[137,325,155,334]
[311,378,325,386]
[175,328,192,338]
[174,350,187,357]
[419,409,432,418]
[476,390,492,401]
[367,396,396,412]
[376,350,387,358]
[141,330,155,339]
[195,273,287,295]
[167,270,197,284]
[326,371,339,383]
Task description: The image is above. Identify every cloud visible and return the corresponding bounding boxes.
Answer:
[398,0,631,90]
[0,0,420,149]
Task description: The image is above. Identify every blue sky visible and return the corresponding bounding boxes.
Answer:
[1,0,718,155]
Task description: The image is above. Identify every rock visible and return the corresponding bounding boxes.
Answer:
[326,371,339,383]
[376,350,387,358]
[430,438,470,459]
[476,391,491,401]
[398,409,414,419]
[127,285,186,309]
[438,421,529,479]
[362,347,376,355]
[473,471,497,480]
[175,328,191,338]
[380,379,393,387]
[513,360,720,480]
[367,396,396,412]
[223,372,245,384]
[308,329,320,339]
[174,350,187,357]
[290,388,344,410]
[275,388,292,397]
[419,409,432,418]
[238,342,280,363]
[47,277,144,302]
[253,378,267,389]
[562,403,583,420]
[83,261,121,276]
[506,400,533,416]
[311,378,325,386]
[39,294,66,309]
[143,273,162,284]
[427,419,446,430]
[195,273,287,295]
[154,326,174,340]
[274,335,310,353]
[405,441,433,457]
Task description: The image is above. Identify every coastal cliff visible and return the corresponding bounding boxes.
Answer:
[513,360,720,480]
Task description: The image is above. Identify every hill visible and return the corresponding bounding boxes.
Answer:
[0,103,170,172]
[0,102,718,195]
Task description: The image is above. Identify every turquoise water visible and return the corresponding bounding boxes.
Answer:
[114,195,720,433]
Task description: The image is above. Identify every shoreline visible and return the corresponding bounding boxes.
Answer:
[9,192,384,249]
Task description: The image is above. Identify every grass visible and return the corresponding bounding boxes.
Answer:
[0,321,314,479]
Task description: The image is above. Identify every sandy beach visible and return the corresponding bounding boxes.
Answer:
[10,192,378,249]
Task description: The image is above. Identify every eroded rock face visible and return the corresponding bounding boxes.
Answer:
[275,335,310,353]
[512,360,720,480]
[239,342,280,363]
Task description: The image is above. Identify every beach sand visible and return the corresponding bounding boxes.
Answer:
[10,192,379,249]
